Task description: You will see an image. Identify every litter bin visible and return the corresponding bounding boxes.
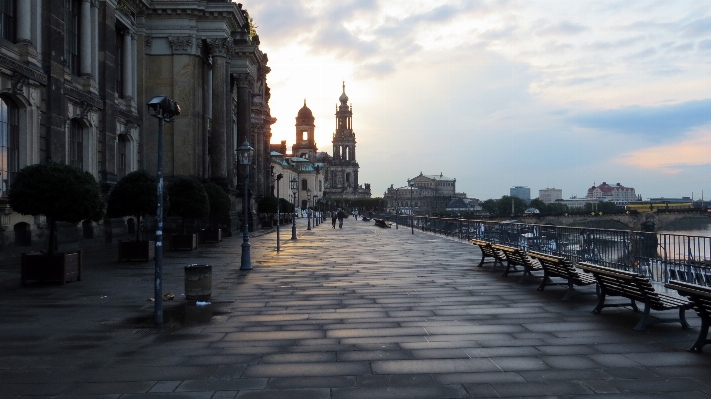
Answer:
[184,264,211,301]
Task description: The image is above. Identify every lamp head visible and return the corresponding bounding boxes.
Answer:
[236,141,254,165]
[147,96,181,120]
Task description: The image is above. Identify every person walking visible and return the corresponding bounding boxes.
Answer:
[337,209,345,229]
[353,209,359,220]
[331,210,337,229]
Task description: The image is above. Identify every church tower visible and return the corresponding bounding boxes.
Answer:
[292,100,317,161]
[327,82,360,195]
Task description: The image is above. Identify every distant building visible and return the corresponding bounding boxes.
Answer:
[510,186,531,202]
[539,188,563,204]
[586,182,637,206]
[383,172,461,215]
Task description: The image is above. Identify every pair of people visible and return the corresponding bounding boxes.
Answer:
[331,209,346,229]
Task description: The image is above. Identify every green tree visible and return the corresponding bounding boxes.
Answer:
[480,199,498,215]
[529,198,547,214]
[203,182,231,229]
[258,196,279,214]
[106,170,158,241]
[279,198,294,213]
[495,196,528,217]
[167,177,209,234]
[9,162,105,254]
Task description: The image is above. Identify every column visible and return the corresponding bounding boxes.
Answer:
[208,38,230,183]
[132,33,138,101]
[91,0,99,78]
[80,0,92,76]
[122,30,133,99]
[16,0,31,44]
[235,73,251,145]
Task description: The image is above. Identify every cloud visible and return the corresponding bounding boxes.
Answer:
[617,124,711,173]
[570,99,711,139]
[537,22,589,36]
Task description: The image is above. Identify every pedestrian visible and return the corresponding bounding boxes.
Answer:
[331,210,337,229]
[337,209,345,229]
[353,209,358,220]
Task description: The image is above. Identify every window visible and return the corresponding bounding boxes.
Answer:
[0,96,19,196]
[117,134,127,179]
[69,119,83,170]
[65,0,80,75]
[301,179,307,190]
[115,26,123,97]
[0,0,15,42]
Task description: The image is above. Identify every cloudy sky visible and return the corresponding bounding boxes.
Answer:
[248,0,711,201]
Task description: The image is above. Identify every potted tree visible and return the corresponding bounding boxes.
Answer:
[9,162,104,285]
[279,198,294,225]
[201,181,231,243]
[167,177,209,250]
[258,196,278,228]
[107,170,159,261]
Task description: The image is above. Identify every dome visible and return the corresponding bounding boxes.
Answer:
[339,81,348,103]
[297,99,313,120]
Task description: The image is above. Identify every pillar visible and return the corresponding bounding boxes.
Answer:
[91,0,98,78]
[17,0,31,44]
[80,0,92,76]
[208,38,230,184]
[122,30,133,99]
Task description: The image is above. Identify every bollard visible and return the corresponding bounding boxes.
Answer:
[184,264,212,301]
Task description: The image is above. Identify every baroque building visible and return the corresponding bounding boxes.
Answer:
[323,83,370,199]
[383,173,461,215]
[0,0,272,254]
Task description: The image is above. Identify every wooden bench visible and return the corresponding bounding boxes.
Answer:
[578,262,693,330]
[373,218,391,228]
[493,244,542,281]
[470,239,506,270]
[665,280,711,353]
[528,251,597,300]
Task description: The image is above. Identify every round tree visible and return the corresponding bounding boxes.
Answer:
[106,170,157,241]
[9,162,105,254]
[203,181,231,229]
[257,196,279,214]
[167,177,209,234]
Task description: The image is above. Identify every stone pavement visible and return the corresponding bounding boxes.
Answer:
[1,217,710,399]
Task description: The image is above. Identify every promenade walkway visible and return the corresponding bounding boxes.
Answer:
[1,217,710,399]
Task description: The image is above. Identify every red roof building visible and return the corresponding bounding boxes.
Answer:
[586,182,638,206]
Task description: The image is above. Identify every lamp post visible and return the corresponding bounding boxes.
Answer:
[290,177,298,240]
[306,188,312,230]
[313,195,319,226]
[236,141,255,271]
[409,181,415,234]
[276,173,283,251]
[147,95,180,326]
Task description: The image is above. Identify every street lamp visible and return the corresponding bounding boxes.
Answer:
[306,188,312,230]
[236,141,255,271]
[313,195,319,226]
[147,95,180,326]
[290,177,298,240]
[409,181,415,235]
[276,173,283,251]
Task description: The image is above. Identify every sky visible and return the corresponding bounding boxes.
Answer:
[247,0,711,201]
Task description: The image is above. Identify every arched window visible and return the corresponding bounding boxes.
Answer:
[65,0,80,75]
[117,134,128,179]
[69,119,83,170]
[301,178,307,190]
[0,0,16,42]
[346,172,351,183]
[0,96,19,196]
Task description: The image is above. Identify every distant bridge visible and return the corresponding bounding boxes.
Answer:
[498,209,710,232]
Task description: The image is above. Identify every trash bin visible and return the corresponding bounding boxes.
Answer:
[184,264,211,301]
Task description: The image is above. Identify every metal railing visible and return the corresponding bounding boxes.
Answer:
[403,216,711,285]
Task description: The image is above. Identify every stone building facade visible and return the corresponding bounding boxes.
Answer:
[383,173,460,215]
[0,0,272,255]
[323,83,370,199]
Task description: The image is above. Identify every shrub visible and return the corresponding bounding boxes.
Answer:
[106,170,158,241]
[9,162,105,254]
[203,181,231,229]
[167,177,209,234]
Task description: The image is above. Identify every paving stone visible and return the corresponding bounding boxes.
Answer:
[176,379,267,391]
[372,358,500,374]
[489,357,551,371]
[490,380,593,397]
[266,376,356,389]
[332,385,469,399]
[244,362,370,377]
[539,355,604,369]
[434,371,525,384]
[609,378,711,393]
[518,369,610,382]
[150,381,182,393]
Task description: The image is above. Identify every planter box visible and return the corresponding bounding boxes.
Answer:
[171,233,198,251]
[200,229,222,243]
[21,251,82,285]
[118,240,155,262]
[261,218,273,228]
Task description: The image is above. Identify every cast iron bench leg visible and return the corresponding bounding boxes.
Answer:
[634,303,652,331]
[688,314,709,353]
[562,281,577,301]
[679,307,691,329]
[592,292,606,314]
